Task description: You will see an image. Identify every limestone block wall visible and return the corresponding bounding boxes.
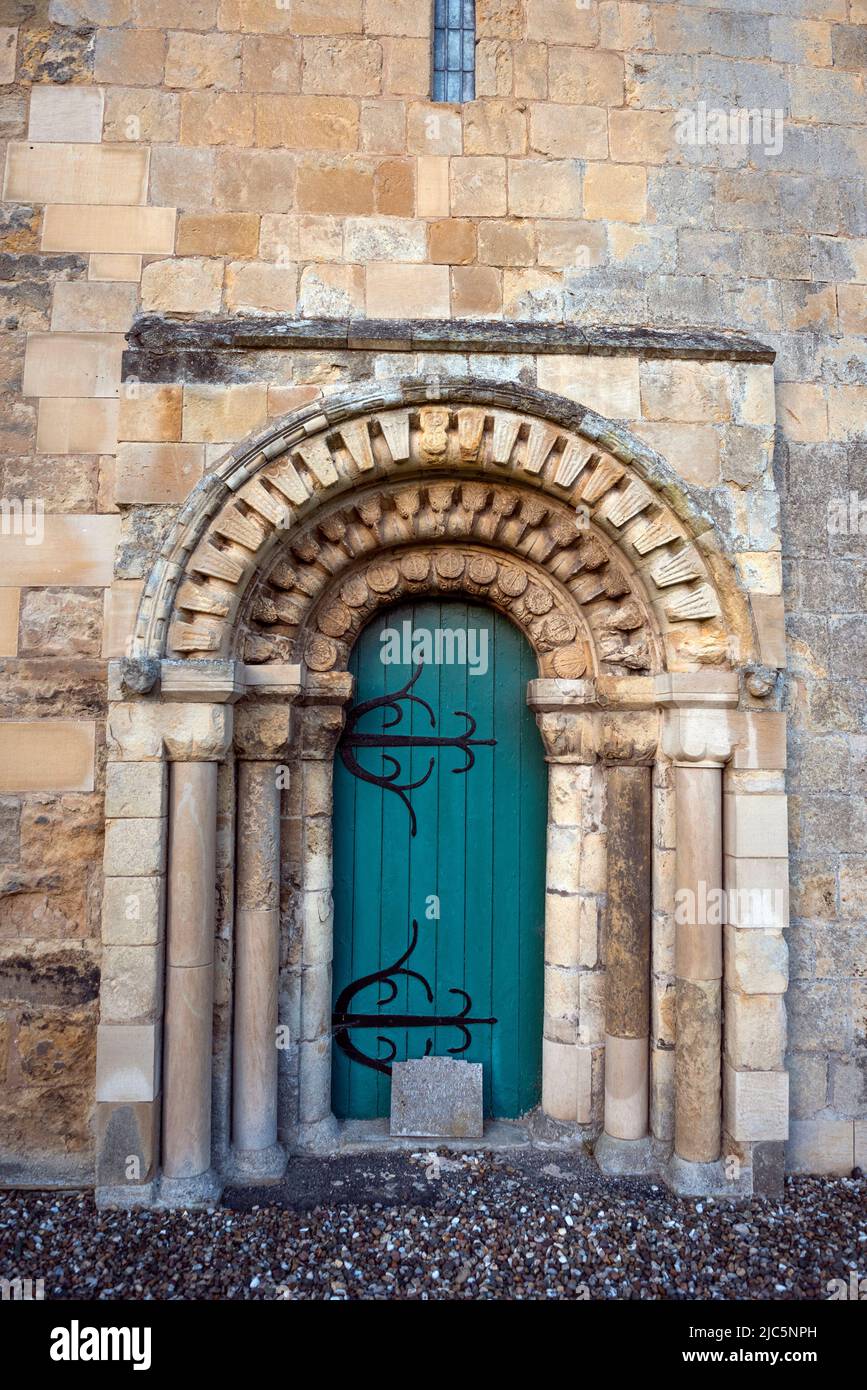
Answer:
[0,0,865,1180]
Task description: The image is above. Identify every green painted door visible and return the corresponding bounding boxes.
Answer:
[332,599,547,1120]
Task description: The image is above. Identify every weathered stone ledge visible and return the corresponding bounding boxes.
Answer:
[126,315,775,364]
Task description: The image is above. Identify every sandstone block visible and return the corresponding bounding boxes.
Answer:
[180,92,254,146]
[786,1119,854,1175]
[296,157,374,214]
[452,265,502,317]
[225,260,298,312]
[725,992,786,1071]
[542,1038,592,1123]
[0,721,95,793]
[115,443,205,504]
[366,263,449,319]
[724,793,789,859]
[375,159,414,215]
[538,218,606,270]
[365,0,429,36]
[4,143,150,206]
[23,333,123,399]
[141,258,223,314]
[94,28,166,86]
[382,37,429,95]
[361,97,407,154]
[298,264,365,315]
[407,101,462,156]
[538,353,640,420]
[584,162,646,223]
[478,219,535,266]
[450,156,507,217]
[0,27,15,85]
[828,386,867,441]
[464,101,527,156]
[549,47,624,106]
[96,1024,161,1103]
[50,281,137,333]
[103,87,180,144]
[102,876,165,948]
[640,359,731,423]
[724,1064,788,1143]
[37,398,119,454]
[241,35,301,92]
[41,205,176,255]
[429,219,476,265]
[182,383,268,442]
[608,108,674,164]
[508,159,581,218]
[119,384,183,443]
[289,0,362,33]
[95,1099,159,1188]
[302,37,381,96]
[0,519,120,589]
[527,0,598,44]
[345,216,425,262]
[89,254,143,283]
[215,149,295,212]
[165,32,240,89]
[0,591,19,658]
[416,155,449,216]
[256,94,359,151]
[530,103,607,159]
[102,580,143,660]
[725,927,788,996]
[99,943,165,1024]
[28,84,104,143]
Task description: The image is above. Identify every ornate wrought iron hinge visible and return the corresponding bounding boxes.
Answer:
[337,661,495,837]
[332,919,497,1076]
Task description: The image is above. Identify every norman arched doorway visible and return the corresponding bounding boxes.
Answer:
[97,378,789,1206]
[331,599,547,1120]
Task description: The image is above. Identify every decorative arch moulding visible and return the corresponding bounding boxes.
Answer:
[127,379,772,699]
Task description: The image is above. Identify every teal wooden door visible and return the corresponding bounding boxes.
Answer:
[332,599,547,1120]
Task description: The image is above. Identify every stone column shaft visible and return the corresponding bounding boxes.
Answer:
[604,764,652,1141]
[233,760,281,1154]
[163,760,217,1181]
[674,764,723,1165]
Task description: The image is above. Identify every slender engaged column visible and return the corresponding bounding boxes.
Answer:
[604,765,652,1141]
[230,702,293,1173]
[163,760,218,1182]
[674,764,724,1165]
[233,761,282,1153]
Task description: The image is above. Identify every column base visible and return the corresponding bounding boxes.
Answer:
[297,1113,340,1152]
[157,1168,223,1209]
[226,1143,287,1183]
[95,1180,160,1211]
[665,1152,753,1198]
[594,1132,666,1178]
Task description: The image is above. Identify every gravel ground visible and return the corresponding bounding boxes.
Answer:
[1,1150,864,1300]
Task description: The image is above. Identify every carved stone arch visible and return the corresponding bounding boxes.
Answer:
[238,475,670,679]
[129,378,760,683]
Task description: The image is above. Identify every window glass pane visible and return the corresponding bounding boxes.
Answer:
[433,0,475,102]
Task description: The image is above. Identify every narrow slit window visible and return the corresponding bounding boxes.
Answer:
[433,0,475,103]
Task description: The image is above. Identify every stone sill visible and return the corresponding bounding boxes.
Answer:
[127,315,775,363]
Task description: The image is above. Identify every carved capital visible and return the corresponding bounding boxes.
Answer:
[598,711,659,764]
[534,710,599,763]
[234,702,293,762]
[107,701,234,763]
[661,708,735,766]
[297,703,347,761]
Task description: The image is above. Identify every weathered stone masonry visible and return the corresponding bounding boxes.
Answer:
[0,0,865,1190]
